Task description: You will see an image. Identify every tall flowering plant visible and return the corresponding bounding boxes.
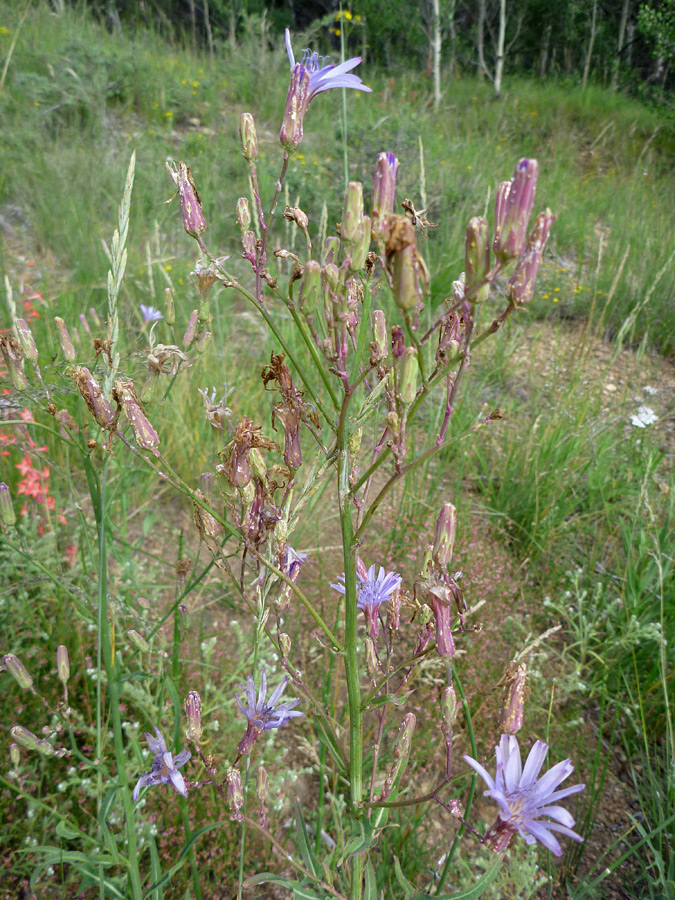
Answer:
[2,28,581,900]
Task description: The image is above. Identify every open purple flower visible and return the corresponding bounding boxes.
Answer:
[140,304,163,323]
[332,563,402,639]
[235,669,303,756]
[132,727,191,802]
[463,734,585,856]
[280,28,371,151]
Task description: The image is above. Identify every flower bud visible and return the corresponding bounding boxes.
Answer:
[451,273,465,305]
[279,65,311,151]
[0,333,28,389]
[256,765,269,804]
[36,739,56,757]
[236,197,251,232]
[494,158,538,261]
[386,216,424,313]
[112,379,160,453]
[183,310,199,346]
[241,229,257,265]
[167,161,206,239]
[0,483,16,528]
[283,205,309,231]
[432,503,457,568]
[163,288,175,326]
[349,216,371,272]
[341,182,364,246]
[56,645,70,686]
[371,310,388,363]
[365,637,379,678]
[196,330,212,354]
[89,307,101,327]
[371,152,398,237]
[492,180,511,256]
[10,726,40,752]
[279,632,292,658]
[418,603,433,626]
[72,366,116,429]
[3,654,34,692]
[185,690,203,742]
[500,662,527,735]
[393,712,416,761]
[464,217,491,304]
[507,209,556,306]
[239,113,258,160]
[441,685,458,728]
[322,236,340,266]
[10,743,20,767]
[54,317,76,361]
[391,326,405,359]
[399,347,418,406]
[226,766,245,819]
[127,630,150,652]
[299,260,321,313]
[14,318,38,364]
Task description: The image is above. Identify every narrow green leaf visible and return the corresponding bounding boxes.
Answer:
[339,818,375,864]
[417,856,503,899]
[393,856,416,900]
[364,860,378,899]
[293,798,322,877]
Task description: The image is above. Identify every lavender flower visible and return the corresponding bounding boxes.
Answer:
[133,727,191,802]
[140,304,163,323]
[235,669,303,756]
[463,734,585,856]
[280,28,371,151]
[332,564,402,639]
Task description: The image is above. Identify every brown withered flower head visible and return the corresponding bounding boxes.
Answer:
[262,354,318,470]
[112,379,160,455]
[220,417,278,489]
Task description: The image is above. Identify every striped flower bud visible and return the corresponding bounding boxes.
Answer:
[54,317,76,361]
[163,288,175,326]
[128,630,150,652]
[494,158,538,261]
[236,197,251,232]
[492,180,511,257]
[241,229,257,266]
[371,310,388,363]
[3,654,34,692]
[72,366,116,429]
[167,161,206,238]
[112,379,160,453]
[10,743,20,767]
[385,216,425,313]
[279,633,292,658]
[14,318,38,364]
[10,726,40,752]
[183,310,199,346]
[0,333,28,389]
[507,209,556,306]
[299,260,321,313]
[185,690,203,743]
[441,685,458,728]
[226,766,245,820]
[365,637,379,678]
[393,712,416,761]
[500,661,527,735]
[239,113,258,160]
[349,215,371,272]
[323,236,340,266]
[56,645,70,686]
[341,182,364,246]
[0,483,16,528]
[464,217,491,304]
[196,330,212,353]
[256,765,269,804]
[371,152,398,237]
[399,347,418,406]
[433,503,457,568]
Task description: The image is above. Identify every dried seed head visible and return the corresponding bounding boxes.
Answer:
[113,379,160,453]
[72,366,116,429]
[167,161,207,238]
[14,318,38,364]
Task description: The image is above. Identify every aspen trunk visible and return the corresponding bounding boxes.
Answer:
[494,0,507,96]
[582,0,598,89]
[611,0,630,90]
[432,0,442,108]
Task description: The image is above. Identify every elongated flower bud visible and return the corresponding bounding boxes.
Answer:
[323,236,340,266]
[494,159,538,261]
[185,690,203,742]
[349,215,371,272]
[163,288,175,326]
[236,197,251,232]
[128,630,150,652]
[256,766,269,804]
[3,654,34,692]
[0,334,28,389]
[183,310,199,346]
[239,113,258,160]
[54,317,76,361]
[371,309,388,363]
[299,260,321,313]
[441,685,458,728]
[56,645,70,685]
[507,209,556,306]
[464,217,490,304]
[433,503,457,568]
[386,216,424,312]
[167,161,206,238]
[14,318,38,364]
[72,366,115,428]
[500,662,527,735]
[365,637,379,678]
[492,181,511,256]
[241,229,257,266]
[371,152,398,237]
[10,743,20,767]
[342,182,364,247]
[399,347,418,406]
[279,632,292,658]
[10,726,40,752]
[226,767,245,820]
[112,379,160,453]
[0,483,16,528]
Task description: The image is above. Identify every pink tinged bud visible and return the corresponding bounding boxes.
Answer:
[236,197,251,231]
[3,654,34,692]
[393,712,416,761]
[112,379,160,453]
[185,690,203,742]
[495,158,538,261]
[349,216,371,272]
[15,318,38,364]
[365,637,379,678]
[72,367,116,428]
[279,64,312,151]
[399,347,418,406]
[239,113,258,160]
[507,209,556,306]
[279,633,292,657]
[241,229,257,265]
[79,313,91,334]
[196,330,212,353]
[299,260,321,313]
[430,594,456,658]
[371,152,399,236]
[500,662,527,735]
[0,483,16,528]
[464,217,491,304]
[163,288,175,326]
[342,182,364,246]
[0,333,28,389]
[183,310,199,346]
[192,489,222,539]
[323,236,340,266]
[10,726,40,752]
[492,181,511,256]
[387,588,401,631]
[256,765,269,804]
[441,686,458,728]
[226,767,245,820]
[89,307,101,326]
[356,557,369,582]
[57,645,70,685]
[167,161,206,238]
[54,317,76,361]
[391,326,405,359]
[433,503,457,568]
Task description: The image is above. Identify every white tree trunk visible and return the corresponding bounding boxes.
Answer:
[432,0,442,108]
[611,0,630,89]
[494,0,507,96]
[448,0,457,75]
[582,0,598,89]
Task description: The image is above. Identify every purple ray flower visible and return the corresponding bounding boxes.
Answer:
[463,734,585,856]
[140,304,163,323]
[280,28,371,151]
[235,669,303,756]
[132,727,191,802]
[332,563,402,639]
